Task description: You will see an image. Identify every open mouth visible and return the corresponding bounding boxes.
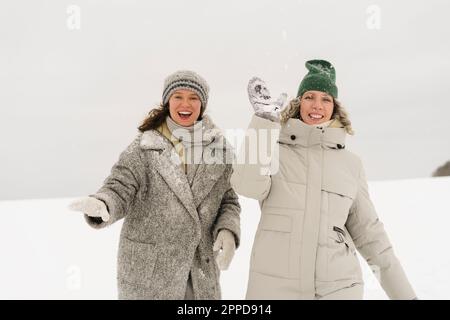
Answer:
[308,113,324,121]
[178,111,193,120]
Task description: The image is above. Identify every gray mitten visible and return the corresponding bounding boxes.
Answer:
[247,77,287,122]
[68,196,110,222]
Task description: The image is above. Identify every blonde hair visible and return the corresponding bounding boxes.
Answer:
[280,97,354,135]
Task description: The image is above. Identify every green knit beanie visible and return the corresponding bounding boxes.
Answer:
[297,59,338,99]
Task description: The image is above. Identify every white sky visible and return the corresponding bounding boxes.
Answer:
[1,0,449,200]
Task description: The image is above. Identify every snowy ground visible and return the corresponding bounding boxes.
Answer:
[0,177,448,299]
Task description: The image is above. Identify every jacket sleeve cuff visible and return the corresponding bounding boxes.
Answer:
[378,259,417,300]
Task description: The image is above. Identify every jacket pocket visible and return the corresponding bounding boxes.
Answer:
[117,237,158,288]
[322,174,357,199]
[251,213,292,278]
[326,226,361,281]
[322,180,356,224]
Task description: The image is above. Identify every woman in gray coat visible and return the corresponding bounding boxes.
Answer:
[69,70,241,300]
[232,60,417,300]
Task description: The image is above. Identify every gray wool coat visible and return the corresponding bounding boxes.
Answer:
[85,116,241,300]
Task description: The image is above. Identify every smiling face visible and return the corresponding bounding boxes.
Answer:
[299,90,334,125]
[168,89,202,127]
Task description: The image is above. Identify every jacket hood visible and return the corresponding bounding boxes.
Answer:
[279,117,347,149]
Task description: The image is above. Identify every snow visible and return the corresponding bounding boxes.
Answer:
[0,177,448,299]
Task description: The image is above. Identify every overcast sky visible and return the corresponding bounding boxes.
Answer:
[1,0,449,200]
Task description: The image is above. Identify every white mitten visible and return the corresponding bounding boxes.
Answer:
[68,197,110,222]
[213,229,236,270]
[247,76,287,122]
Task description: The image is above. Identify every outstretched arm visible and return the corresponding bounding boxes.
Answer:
[69,136,145,229]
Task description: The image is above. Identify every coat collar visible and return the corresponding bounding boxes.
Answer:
[279,118,347,149]
[138,115,231,222]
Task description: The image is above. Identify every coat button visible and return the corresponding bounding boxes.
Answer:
[206,258,210,263]
[290,135,296,140]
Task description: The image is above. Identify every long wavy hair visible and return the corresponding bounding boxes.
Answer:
[138,103,170,132]
[280,97,354,135]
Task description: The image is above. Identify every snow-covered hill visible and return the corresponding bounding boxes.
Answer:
[0,177,448,299]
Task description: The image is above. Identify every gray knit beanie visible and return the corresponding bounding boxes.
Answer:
[162,70,210,110]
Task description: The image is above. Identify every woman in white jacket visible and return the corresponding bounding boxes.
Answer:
[231,60,417,300]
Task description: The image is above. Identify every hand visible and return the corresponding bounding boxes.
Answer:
[213,229,236,270]
[247,76,287,122]
[68,197,110,222]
